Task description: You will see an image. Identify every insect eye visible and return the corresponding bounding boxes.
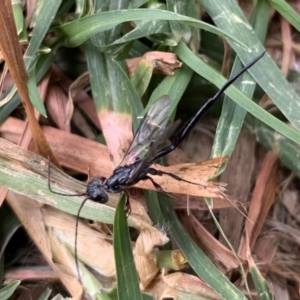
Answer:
[94,193,108,204]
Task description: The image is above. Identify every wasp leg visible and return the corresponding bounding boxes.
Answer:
[143,175,165,193]
[147,167,204,187]
[123,190,131,216]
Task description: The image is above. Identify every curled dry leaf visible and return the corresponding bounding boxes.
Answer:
[45,206,170,291]
[150,156,228,198]
[68,72,90,106]
[5,192,83,297]
[281,189,300,222]
[51,65,101,131]
[253,234,278,276]
[127,51,182,77]
[239,152,278,259]
[135,252,159,290]
[44,207,116,278]
[46,83,72,131]
[71,107,97,139]
[179,212,240,273]
[146,271,222,300]
[49,231,84,300]
[134,228,169,289]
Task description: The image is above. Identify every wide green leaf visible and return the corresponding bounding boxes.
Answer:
[59,9,249,49]
[114,195,142,300]
[200,0,300,132]
[0,281,21,300]
[175,42,300,145]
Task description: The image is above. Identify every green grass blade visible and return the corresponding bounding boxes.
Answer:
[0,51,55,122]
[0,138,117,224]
[159,196,247,300]
[59,9,248,49]
[246,115,300,177]
[175,41,300,145]
[130,58,158,97]
[12,2,27,40]
[101,20,171,50]
[148,64,193,112]
[27,61,47,117]
[0,281,21,300]
[114,195,142,300]
[200,0,300,132]
[167,0,191,44]
[1,0,62,116]
[92,0,129,48]
[211,0,271,158]
[36,288,52,300]
[144,63,193,216]
[85,39,142,133]
[24,0,62,69]
[144,191,164,225]
[0,205,21,259]
[268,0,300,31]
[211,58,253,158]
[249,263,274,300]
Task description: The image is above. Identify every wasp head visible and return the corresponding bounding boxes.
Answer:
[86,177,108,203]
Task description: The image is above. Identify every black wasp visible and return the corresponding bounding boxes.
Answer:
[84,51,266,208]
[48,51,265,277]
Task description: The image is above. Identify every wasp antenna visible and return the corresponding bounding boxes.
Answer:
[75,197,90,283]
[48,156,87,197]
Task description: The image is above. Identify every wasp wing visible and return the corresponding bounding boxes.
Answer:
[120,95,172,166]
[123,119,182,186]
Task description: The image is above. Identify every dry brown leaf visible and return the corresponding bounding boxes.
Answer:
[145,271,222,300]
[0,0,58,165]
[253,234,278,276]
[72,107,97,139]
[170,194,244,210]
[219,128,256,250]
[134,228,169,289]
[179,212,240,273]
[4,268,57,282]
[127,51,182,77]
[0,117,227,199]
[44,207,116,278]
[25,0,37,27]
[51,64,101,131]
[5,192,84,298]
[68,71,89,116]
[239,152,279,259]
[98,110,133,167]
[280,16,292,76]
[46,83,71,131]
[150,157,228,198]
